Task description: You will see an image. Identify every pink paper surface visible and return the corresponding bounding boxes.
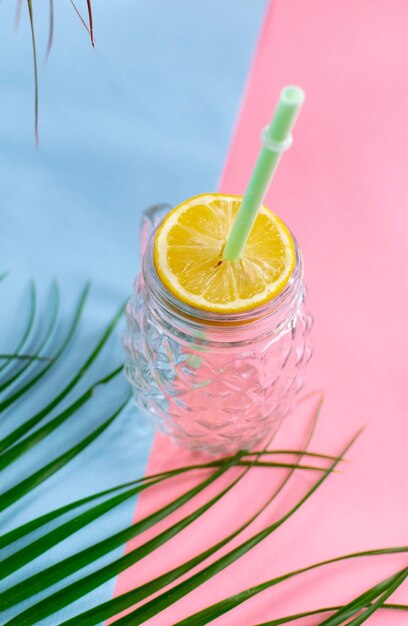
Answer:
[113,1,408,623]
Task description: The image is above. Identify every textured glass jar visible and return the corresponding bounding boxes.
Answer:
[123,204,313,455]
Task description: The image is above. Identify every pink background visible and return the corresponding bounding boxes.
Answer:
[114,0,408,623]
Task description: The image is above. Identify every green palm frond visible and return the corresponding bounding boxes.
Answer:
[45,0,54,59]
[0,354,49,362]
[0,462,206,552]
[0,365,122,470]
[34,403,323,625]
[0,395,130,514]
[0,281,36,374]
[320,568,408,625]
[100,434,356,626]
[86,0,94,47]
[0,282,86,420]
[14,0,95,141]
[1,465,205,580]
[26,0,38,145]
[2,456,261,617]
[69,0,91,36]
[173,549,408,625]
[0,281,59,393]
[255,603,408,625]
[0,289,125,454]
[0,450,333,554]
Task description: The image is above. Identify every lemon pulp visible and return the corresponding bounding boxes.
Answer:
[154,193,296,313]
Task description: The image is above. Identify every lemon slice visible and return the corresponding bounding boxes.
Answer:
[154,193,296,313]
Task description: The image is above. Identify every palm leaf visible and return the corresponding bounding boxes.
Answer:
[1,450,269,582]
[0,395,130,514]
[0,457,233,551]
[248,449,340,462]
[0,479,141,550]
[0,449,331,552]
[2,417,328,621]
[1,460,238,616]
[0,354,49,362]
[317,576,397,625]
[0,282,59,393]
[96,432,358,626]
[0,458,328,578]
[0,365,122,470]
[172,550,408,625]
[69,0,91,35]
[2,462,243,580]
[225,460,331,471]
[0,474,165,580]
[45,0,54,59]
[1,401,331,587]
[1,450,262,580]
[0,281,36,374]
[0,282,86,419]
[26,0,39,145]
[254,603,408,625]
[0,288,125,453]
[21,402,323,625]
[320,567,408,625]
[348,570,408,624]
[86,0,94,47]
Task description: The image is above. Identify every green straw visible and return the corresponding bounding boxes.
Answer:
[222,85,305,261]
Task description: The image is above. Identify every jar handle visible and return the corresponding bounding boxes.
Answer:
[140,204,172,256]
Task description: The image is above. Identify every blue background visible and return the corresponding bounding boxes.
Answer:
[0,1,267,622]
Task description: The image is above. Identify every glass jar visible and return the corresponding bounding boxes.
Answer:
[123,204,312,455]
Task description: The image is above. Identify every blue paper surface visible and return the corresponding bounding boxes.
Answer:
[0,1,267,621]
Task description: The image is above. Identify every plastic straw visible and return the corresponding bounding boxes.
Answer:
[222,85,305,261]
